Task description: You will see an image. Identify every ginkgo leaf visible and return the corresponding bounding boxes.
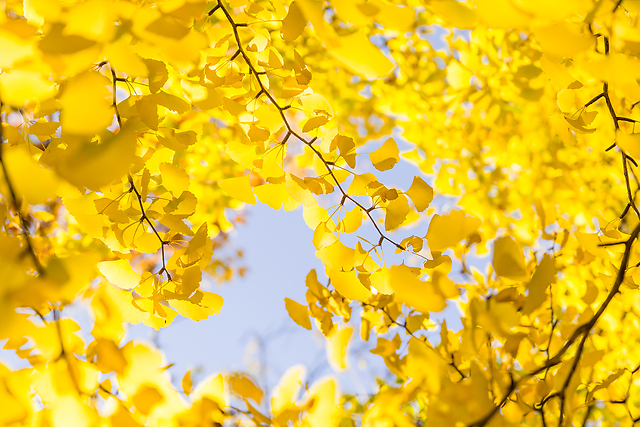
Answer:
[474,0,530,28]
[144,58,169,93]
[3,144,60,204]
[60,71,113,135]
[316,240,355,270]
[327,325,352,371]
[284,297,312,330]
[616,132,640,160]
[182,371,192,397]
[327,269,371,301]
[160,162,190,196]
[492,236,527,280]
[426,210,481,251]
[429,0,478,29]
[385,195,410,231]
[370,0,415,31]
[447,60,472,89]
[338,207,363,233]
[564,112,597,134]
[247,125,270,142]
[51,396,95,427]
[313,222,337,249]
[0,69,56,107]
[281,1,306,42]
[219,175,256,205]
[229,374,263,404]
[132,385,164,415]
[388,265,446,312]
[104,37,147,77]
[405,176,434,212]
[532,22,593,58]
[271,365,305,415]
[254,183,301,210]
[369,138,400,171]
[92,338,127,375]
[522,254,555,314]
[334,135,356,168]
[97,259,141,290]
[329,32,394,80]
[56,122,137,191]
[302,115,329,132]
[369,267,394,294]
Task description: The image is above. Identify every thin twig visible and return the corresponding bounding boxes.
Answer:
[0,100,43,274]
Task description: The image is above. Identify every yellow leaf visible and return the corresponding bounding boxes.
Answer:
[132,385,163,415]
[429,1,478,29]
[271,365,305,415]
[533,22,594,58]
[316,240,355,270]
[405,176,433,212]
[159,214,193,236]
[160,162,190,196]
[385,194,410,231]
[334,135,356,168]
[328,31,394,80]
[447,60,472,89]
[229,374,263,404]
[64,0,116,42]
[581,54,640,87]
[60,71,113,136]
[104,37,147,77]
[285,297,312,330]
[182,371,193,397]
[388,265,446,312]
[492,236,527,280]
[369,267,394,295]
[93,338,127,375]
[327,269,371,301]
[338,207,363,233]
[97,259,141,290]
[617,132,640,160]
[522,255,555,314]
[404,337,446,392]
[144,58,169,93]
[305,378,338,426]
[56,123,137,190]
[369,0,415,32]
[3,144,60,204]
[51,396,95,427]
[281,1,306,42]
[297,93,334,117]
[369,138,400,171]
[474,0,530,29]
[170,290,223,321]
[219,175,256,205]
[327,325,352,371]
[348,172,377,195]
[247,125,270,142]
[313,222,338,249]
[426,210,481,251]
[23,0,61,24]
[0,69,56,107]
[302,115,329,132]
[254,183,301,211]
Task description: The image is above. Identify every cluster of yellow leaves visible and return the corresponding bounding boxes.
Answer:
[3,0,640,426]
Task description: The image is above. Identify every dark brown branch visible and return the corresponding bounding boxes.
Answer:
[0,101,43,275]
[470,222,640,427]
[215,0,423,261]
[109,64,122,128]
[128,176,172,280]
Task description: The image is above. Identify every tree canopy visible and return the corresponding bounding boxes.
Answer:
[1,0,640,425]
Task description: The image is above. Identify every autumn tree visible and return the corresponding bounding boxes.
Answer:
[2,0,640,425]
